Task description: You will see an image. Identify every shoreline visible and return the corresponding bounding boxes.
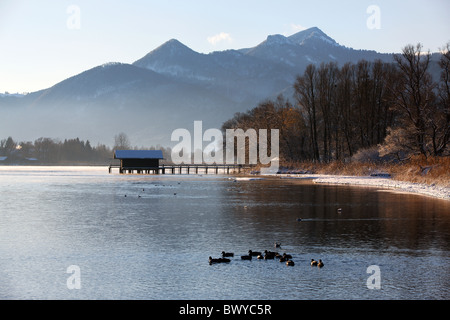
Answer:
[1,165,449,201]
[264,173,450,201]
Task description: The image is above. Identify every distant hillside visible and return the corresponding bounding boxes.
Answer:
[0,27,405,147]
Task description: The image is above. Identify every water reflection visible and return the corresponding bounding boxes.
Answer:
[225,178,450,254]
[0,168,449,299]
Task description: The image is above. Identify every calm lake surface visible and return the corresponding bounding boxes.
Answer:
[0,166,449,300]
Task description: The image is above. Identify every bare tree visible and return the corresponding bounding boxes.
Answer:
[379,126,416,161]
[114,132,131,150]
[317,62,338,162]
[294,64,320,162]
[335,63,356,157]
[391,44,437,157]
[222,42,449,164]
[435,43,450,155]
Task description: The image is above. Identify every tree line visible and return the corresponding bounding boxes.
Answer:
[0,136,112,164]
[0,133,173,164]
[222,43,450,163]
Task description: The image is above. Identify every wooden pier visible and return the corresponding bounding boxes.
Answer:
[110,150,249,175]
[108,163,248,175]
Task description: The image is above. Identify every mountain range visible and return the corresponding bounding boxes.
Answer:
[0,27,401,148]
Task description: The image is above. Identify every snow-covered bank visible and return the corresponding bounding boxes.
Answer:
[270,174,450,201]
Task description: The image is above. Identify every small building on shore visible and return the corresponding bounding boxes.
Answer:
[109,149,245,175]
[114,150,164,174]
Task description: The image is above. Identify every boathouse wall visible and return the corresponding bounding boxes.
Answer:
[120,158,160,168]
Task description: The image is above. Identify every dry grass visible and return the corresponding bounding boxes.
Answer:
[274,156,450,188]
[388,156,450,188]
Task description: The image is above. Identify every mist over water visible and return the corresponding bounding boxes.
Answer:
[0,167,449,300]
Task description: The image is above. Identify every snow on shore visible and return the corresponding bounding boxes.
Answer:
[272,174,450,201]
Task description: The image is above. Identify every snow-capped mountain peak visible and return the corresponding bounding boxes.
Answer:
[1,26,397,147]
[288,27,338,47]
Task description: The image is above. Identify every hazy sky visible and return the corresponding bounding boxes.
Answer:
[1,0,449,93]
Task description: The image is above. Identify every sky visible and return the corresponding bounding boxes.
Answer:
[1,0,449,94]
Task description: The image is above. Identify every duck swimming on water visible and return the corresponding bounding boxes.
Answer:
[311,259,318,266]
[283,253,292,260]
[221,251,234,258]
[286,260,295,266]
[248,250,261,257]
[317,259,324,268]
[264,250,277,258]
[209,256,230,264]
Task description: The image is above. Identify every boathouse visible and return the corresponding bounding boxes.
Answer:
[109,149,247,175]
[114,150,164,174]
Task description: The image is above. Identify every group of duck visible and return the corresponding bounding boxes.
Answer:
[208,243,324,268]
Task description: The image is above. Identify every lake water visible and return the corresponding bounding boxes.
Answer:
[0,166,449,300]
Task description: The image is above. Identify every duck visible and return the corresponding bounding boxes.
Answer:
[283,253,292,260]
[317,259,324,268]
[241,255,252,260]
[264,254,275,260]
[221,251,234,258]
[279,256,287,262]
[310,259,318,267]
[257,254,264,260]
[264,250,277,258]
[209,256,230,264]
[209,256,220,264]
[248,250,261,257]
[286,260,295,266]
[274,242,281,248]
